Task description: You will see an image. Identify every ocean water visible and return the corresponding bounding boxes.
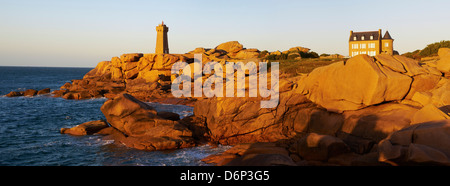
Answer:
[0,66,229,166]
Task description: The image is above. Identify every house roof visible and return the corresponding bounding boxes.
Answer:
[350,31,380,41]
[383,31,393,40]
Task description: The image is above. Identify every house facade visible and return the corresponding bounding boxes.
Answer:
[349,29,394,57]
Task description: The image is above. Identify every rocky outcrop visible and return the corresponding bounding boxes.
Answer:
[235,49,260,59]
[436,48,450,76]
[297,54,421,112]
[192,89,337,145]
[192,79,420,147]
[50,41,266,102]
[61,94,195,151]
[285,46,310,54]
[57,46,450,166]
[97,94,195,151]
[215,41,244,54]
[197,52,450,166]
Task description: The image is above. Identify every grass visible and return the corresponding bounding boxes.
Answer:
[268,58,344,77]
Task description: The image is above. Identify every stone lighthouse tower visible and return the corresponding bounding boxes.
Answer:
[155,21,169,54]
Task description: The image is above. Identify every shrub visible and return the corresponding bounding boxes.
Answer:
[419,40,450,57]
[258,50,269,58]
[300,51,319,58]
[402,50,421,60]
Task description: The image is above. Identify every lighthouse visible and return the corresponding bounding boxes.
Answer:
[155,21,169,54]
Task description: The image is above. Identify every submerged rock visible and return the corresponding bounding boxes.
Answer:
[5,91,24,97]
[37,88,51,95]
[24,89,38,97]
[5,88,51,97]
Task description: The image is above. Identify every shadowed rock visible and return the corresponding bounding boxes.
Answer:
[378,119,450,166]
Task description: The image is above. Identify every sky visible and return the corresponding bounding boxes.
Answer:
[1,0,450,67]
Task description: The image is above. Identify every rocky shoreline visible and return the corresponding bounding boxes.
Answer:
[6,42,450,166]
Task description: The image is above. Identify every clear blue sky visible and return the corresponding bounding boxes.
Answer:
[1,0,449,67]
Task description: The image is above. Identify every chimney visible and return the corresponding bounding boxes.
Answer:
[378,29,382,39]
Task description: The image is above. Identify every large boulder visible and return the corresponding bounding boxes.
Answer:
[23,89,38,97]
[393,55,428,76]
[100,94,194,151]
[120,53,143,63]
[137,54,156,71]
[193,96,279,144]
[405,73,441,99]
[375,54,407,73]
[410,104,450,124]
[296,55,413,112]
[193,90,344,145]
[235,49,260,59]
[100,93,156,134]
[83,61,111,79]
[137,70,160,83]
[436,48,450,74]
[288,46,310,53]
[215,41,244,53]
[341,103,419,142]
[37,88,51,95]
[429,78,450,107]
[124,67,139,79]
[153,54,180,70]
[111,56,122,68]
[188,47,208,54]
[378,119,450,166]
[110,67,123,81]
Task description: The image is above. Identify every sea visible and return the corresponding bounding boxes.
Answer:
[0,66,229,166]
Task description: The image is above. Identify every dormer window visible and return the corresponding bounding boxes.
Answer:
[370,35,374,40]
[354,36,357,41]
[361,36,365,40]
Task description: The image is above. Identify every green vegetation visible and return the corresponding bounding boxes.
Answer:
[270,58,344,77]
[419,40,450,57]
[403,50,421,60]
[403,40,450,60]
[258,50,269,58]
[265,50,319,61]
